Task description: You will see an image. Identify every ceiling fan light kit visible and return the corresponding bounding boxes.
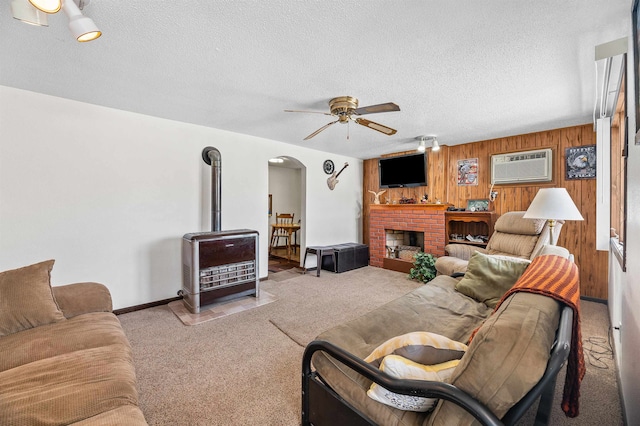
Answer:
[286,96,400,140]
[13,0,101,42]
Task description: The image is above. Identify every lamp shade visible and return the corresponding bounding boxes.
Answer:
[523,188,584,221]
[12,0,49,26]
[28,0,61,13]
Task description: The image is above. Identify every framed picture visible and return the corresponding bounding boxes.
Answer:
[457,158,478,186]
[566,145,596,180]
[268,194,272,217]
[466,199,490,212]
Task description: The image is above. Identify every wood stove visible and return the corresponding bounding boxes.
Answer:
[181,229,259,314]
[180,146,259,314]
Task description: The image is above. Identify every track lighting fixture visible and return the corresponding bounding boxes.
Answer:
[11,0,48,26]
[415,136,439,152]
[13,0,101,42]
[63,0,101,42]
[28,0,61,14]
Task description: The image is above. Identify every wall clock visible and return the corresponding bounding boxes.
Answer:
[323,159,335,175]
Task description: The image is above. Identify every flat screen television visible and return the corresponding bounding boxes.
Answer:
[378,152,427,188]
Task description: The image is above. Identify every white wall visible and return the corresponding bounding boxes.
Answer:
[615,27,640,424]
[0,86,363,310]
[621,111,640,425]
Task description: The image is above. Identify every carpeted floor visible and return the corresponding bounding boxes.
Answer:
[118,267,623,425]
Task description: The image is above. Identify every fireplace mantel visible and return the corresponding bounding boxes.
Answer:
[369,204,448,270]
[369,204,451,211]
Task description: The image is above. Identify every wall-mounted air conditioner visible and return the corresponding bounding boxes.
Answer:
[491,148,552,184]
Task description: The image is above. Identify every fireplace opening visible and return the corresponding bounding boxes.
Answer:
[385,230,424,260]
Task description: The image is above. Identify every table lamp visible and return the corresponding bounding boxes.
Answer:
[523,188,584,245]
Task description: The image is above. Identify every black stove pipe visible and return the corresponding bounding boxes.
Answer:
[202,146,222,232]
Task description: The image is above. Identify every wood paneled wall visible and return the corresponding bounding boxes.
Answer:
[363,124,608,299]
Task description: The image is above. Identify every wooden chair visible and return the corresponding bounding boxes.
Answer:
[270,213,295,258]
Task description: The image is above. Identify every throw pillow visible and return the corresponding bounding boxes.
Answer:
[364,331,468,368]
[368,355,460,412]
[455,251,530,308]
[0,260,66,336]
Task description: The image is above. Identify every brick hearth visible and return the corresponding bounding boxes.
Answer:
[369,204,448,269]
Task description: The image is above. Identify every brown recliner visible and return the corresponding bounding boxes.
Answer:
[435,211,564,276]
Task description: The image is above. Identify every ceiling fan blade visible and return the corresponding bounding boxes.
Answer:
[354,118,397,136]
[284,109,334,116]
[304,119,339,140]
[353,102,400,115]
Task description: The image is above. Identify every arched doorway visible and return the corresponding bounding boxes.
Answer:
[268,156,306,273]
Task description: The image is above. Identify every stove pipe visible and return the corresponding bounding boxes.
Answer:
[202,146,222,232]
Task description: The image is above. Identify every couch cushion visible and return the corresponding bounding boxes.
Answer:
[0,344,140,426]
[434,255,473,276]
[429,292,560,426]
[486,233,540,259]
[312,275,492,426]
[0,260,66,336]
[493,211,545,235]
[69,405,148,426]
[455,252,531,308]
[0,312,130,372]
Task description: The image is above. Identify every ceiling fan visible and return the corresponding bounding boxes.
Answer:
[285,96,400,140]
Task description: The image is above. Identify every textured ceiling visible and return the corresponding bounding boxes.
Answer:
[0,0,630,159]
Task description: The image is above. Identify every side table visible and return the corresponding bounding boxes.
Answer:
[303,246,337,277]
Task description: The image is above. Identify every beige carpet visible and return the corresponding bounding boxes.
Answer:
[118,267,623,425]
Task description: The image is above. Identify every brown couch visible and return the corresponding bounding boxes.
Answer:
[0,260,147,425]
[302,245,574,426]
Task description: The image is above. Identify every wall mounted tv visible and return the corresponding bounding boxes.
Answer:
[379,152,427,188]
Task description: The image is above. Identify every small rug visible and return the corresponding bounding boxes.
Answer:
[168,291,277,326]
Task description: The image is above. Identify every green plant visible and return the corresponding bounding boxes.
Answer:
[409,252,437,283]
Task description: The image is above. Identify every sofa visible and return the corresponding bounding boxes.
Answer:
[302,244,582,426]
[0,260,148,425]
[435,211,564,277]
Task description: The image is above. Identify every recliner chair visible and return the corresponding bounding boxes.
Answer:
[435,211,564,276]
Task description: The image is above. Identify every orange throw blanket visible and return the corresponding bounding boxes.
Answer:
[475,254,586,418]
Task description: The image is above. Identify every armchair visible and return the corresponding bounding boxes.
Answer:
[435,211,564,276]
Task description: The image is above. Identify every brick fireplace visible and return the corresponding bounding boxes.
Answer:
[369,204,448,272]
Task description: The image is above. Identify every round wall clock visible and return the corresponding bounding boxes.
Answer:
[323,159,335,174]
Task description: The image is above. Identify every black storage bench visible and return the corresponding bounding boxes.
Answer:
[321,243,369,273]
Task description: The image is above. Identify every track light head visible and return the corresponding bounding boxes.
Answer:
[68,14,101,41]
[28,0,61,13]
[12,0,49,26]
[63,0,101,42]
